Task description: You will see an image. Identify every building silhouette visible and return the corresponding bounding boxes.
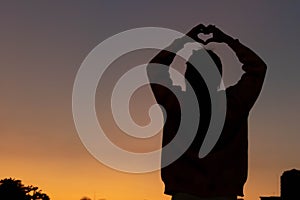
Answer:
[281,169,300,200]
[260,197,280,200]
[260,169,300,200]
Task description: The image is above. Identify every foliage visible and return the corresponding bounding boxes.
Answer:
[80,197,92,200]
[0,178,50,200]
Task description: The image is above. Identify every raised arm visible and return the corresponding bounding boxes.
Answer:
[147,24,206,104]
[205,25,267,114]
[146,38,184,106]
[147,37,185,91]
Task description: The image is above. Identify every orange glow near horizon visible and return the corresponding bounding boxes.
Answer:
[0,152,285,200]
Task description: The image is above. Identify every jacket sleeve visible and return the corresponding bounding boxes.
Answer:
[226,39,267,115]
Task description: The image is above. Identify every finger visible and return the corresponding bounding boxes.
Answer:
[206,24,216,29]
[198,24,206,30]
[195,23,205,29]
[203,38,215,45]
[193,24,206,33]
[194,37,205,44]
[205,24,216,34]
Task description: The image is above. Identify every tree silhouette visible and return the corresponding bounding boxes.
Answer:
[80,197,92,200]
[0,178,28,200]
[0,178,50,200]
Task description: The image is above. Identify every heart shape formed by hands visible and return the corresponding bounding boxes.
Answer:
[186,24,232,45]
[187,24,232,45]
[197,33,213,44]
[186,24,214,45]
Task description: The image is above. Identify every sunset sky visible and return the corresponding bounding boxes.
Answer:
[1,1,300,200]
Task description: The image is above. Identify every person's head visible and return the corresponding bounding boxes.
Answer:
[185,49,222,91]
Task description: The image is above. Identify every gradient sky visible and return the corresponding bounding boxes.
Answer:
[1,1,300,200]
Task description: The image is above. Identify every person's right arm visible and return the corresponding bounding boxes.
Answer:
[147,24,206,104]
[146,37,185,104]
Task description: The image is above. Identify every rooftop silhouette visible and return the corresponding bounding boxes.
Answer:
[260,169,300,200]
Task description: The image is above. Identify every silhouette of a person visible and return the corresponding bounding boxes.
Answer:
[147,24,267,200]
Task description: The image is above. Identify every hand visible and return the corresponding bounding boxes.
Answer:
[186,24,206,44]
[203,25,234,44]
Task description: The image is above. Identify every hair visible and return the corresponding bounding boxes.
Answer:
[185,49,223,78]
[184,49,223,90]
